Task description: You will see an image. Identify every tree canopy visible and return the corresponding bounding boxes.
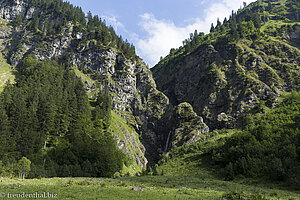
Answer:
[0,57,125,178]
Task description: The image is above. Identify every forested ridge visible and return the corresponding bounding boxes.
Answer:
[153,0,299,65]
[10,0,136,60]
[0,0,155,178]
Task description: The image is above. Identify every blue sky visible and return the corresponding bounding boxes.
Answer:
[66,0,256,67]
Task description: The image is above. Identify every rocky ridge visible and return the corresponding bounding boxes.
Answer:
[152,0,300,129]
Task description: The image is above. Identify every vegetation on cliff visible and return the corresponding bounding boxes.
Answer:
[156,92,300,186]
[152,0,300,186]
[152,0,299,129]
[212,92,300,183]
[10,0,136,59]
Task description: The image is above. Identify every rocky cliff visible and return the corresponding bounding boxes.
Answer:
[152,0,300,129]
[0,0,173,169]
[171,102,209,148]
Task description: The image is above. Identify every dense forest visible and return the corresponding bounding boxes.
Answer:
[0,56,125,178]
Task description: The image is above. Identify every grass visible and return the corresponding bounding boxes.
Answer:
[109,111,145,175]
[0,175,299,200]
[1,129,298,199]
[156,130,235,178]
[72,67,97,98]
[0,53,15,93]
[0,177,221,200]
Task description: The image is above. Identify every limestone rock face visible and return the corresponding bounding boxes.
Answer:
[171,102,209,147]
[68,46,170,164]
[152,0,300,130]
[153,38,300,129]
[0,0,35,21]
[0,0,170,168]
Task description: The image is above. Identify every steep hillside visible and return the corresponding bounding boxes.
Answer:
[152,0,300,129]
[157,92,300,185]
[0,0,172,170]
[0,52,14,92]
[0,19,14,92]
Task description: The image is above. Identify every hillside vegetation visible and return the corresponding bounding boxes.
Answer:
[152,0,300,129]
[157,92,300,185]
[0,53,14,92]
[151,0,300,190]
[0,57,126,178]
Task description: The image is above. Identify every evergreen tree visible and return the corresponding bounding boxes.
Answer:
[217,18,222,28]
[210,23,215,33]
[0,103,15,161]
[230,17,239,40]
[223,17,228,25]
[253,13,261,29]
[12,14,23,27]
[31,15,40,32]
[94,87,112,129]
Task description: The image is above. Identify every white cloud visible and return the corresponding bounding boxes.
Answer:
[135,0,256,67]
[101,15,125,33]
[135,13,200,67]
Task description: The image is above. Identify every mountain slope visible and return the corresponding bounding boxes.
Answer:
[152,0,300,129]
[157,91,300,185]
[0,0,172,170]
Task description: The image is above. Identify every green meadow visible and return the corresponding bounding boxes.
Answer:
[0,175,299,200]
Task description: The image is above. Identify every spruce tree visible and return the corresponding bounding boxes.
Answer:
[210,23,215,33]
[0,103,15,161]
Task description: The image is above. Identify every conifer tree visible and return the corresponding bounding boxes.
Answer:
[210,23,215,33]
[217,18,222,28]
[0,103,15,160]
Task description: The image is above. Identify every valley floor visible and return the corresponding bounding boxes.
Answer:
[0,176,299,200]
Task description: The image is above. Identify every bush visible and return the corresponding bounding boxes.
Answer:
[221,191,268,200]
[212,92,300,183]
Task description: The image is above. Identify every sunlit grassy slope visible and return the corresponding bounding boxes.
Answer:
[0,53,15,93]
